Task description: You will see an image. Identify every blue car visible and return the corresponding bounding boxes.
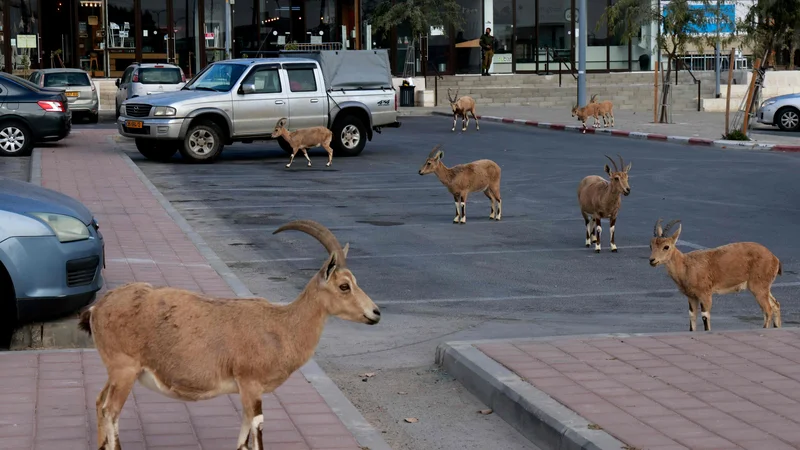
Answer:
[0,178,104,347]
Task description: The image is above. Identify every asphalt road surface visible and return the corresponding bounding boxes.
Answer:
[131,116,800,450]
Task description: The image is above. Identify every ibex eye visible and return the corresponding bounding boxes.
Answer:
[663,246,670,250]
[339,284,350,292]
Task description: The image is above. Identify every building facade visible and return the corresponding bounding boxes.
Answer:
[1,0,750,80]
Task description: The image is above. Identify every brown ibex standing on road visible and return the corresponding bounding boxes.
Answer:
[577,154,631,252]
[419,145,502,224]
[271,117,334,168]
[650,218,783,332]
[447,88,479,132]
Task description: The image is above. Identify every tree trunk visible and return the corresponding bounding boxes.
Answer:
[790,43,797,70]
[659,55,673,123]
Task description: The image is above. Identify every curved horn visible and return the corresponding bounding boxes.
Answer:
[662,219,681,236]
[428,144,443,158]
[273,220,344,261]
[617,154,625,172]
[454,88,460,100]
[654,218,663,237]
[604,154,619,172]
[447,88,453,102]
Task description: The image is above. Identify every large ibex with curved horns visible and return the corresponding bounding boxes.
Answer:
[577,154,631,252]
[419,144,502,223]
[447,88,479,132]
[78,220,380,450]
[649,218,783,332]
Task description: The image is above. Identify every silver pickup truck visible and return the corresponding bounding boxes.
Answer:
[117,50,401,163]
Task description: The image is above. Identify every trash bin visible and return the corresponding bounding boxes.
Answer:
[399,85,415,107]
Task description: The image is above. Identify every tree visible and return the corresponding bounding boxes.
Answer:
[369,0,465,60]
[738,0,800,69]
[602,0,735,123]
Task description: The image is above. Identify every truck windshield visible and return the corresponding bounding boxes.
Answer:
[183,63,246,92]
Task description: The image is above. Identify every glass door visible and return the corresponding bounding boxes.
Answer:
[454,0,482,74]
[513,0,535,72]
[537,0,571,74]
[492,0,513,74]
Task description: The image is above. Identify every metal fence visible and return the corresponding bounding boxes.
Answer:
[674,53,751,72]
[285,42,343,51]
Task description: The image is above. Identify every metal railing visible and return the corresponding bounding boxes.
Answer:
[426,59,444,107]
[283,42,343,51]
[541,47,577,87]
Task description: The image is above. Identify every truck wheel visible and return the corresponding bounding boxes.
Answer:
[332,116,367,157]
[180,121,224,163]
[277,137,295,154]
[135,139,179,162]
[0,264,16,349]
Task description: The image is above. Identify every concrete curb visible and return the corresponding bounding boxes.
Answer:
[30,148,42,185]
[115,146,390,450]
[436,341,626,450]
[426,111,800,153]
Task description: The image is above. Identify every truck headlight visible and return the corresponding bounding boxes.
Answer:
[154,106,177,116]
[119,104,126,116]
[29,213,90,243]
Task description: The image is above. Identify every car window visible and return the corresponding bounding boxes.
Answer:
[137,68,183,84]
[241,67,281,94]
[5,74,43,92]
[184,63,247,92]
[122,67,134,84]
[287,68,317,93]
[44,72,91,87]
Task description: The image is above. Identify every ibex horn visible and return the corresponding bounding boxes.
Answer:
[662,219,681,237]
[653,218,663,237]
[604,155,619,172]
[428,144,443,158]
[617,154,625,171]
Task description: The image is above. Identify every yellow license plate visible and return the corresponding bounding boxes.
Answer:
[126,120,144,129]
[65,91,79,97]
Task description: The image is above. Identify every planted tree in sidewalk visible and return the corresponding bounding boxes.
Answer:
[369,0,464,73]
[738,0,800,69]
[602,0,734,123]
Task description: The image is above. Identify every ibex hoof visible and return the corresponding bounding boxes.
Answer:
[611,248,618,253]
[326,162,331,167]
[285,164,291,168]
[451,128,456,132]
[595,249,601,253]
[453,218,460,223]
[460,218,466,224]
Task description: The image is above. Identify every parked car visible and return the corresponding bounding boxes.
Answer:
[29,68,100,123]
[0,178,104,348]
[115,62,187,118]
[0,72,72,157]
[117,50,401,163]
[756,93,800,132]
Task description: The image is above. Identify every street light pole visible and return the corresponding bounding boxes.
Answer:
[225,0,233,59]
[577,0,587,106]
[714,0,722,98]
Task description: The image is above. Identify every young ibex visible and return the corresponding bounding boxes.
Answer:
[589,94,615,128]
[79,220,380,450]
[570,102,603,132]
[650,219,783,332]
[418,144,502,224]
[447,88,479,132]
[577,154,631,252]
[271,117,334,168]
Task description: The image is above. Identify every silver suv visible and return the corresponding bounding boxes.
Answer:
[114,63,186,118]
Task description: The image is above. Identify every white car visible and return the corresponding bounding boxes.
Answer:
[115,62,187,118]
[756,93,800,132]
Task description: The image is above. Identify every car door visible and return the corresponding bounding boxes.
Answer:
[117,66,134,105]
[283,63,326,129]
[232,63,289,137]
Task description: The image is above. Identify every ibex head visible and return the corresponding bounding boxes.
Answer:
[590,94,598,103]
[271,118,288,138]
[603,154,632,196]
[273,220,380,325]
[571,104,581,118]
[649,219,682,267]
[419,144,444,175]
[447,88,460,112]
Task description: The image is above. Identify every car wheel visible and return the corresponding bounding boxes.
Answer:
[0,264,16,349]
[776,107,800,132]
[180,121,224,163]
[88,112,99,124]
[135,139,179,162]
[332,116,367,157]
[0,122,33,157]
[277,136,295,154]
[115,101,120,119]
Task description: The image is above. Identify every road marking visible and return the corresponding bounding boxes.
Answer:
[376,282,800,305]
[223,245,652,263]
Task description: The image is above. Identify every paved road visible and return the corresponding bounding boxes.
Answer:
[131,116,800,450]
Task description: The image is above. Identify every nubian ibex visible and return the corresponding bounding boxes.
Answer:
[650,219,783,332]
[271,117,334,168]
[447,88,479,132]
[79,220,380,450]
[577,154,631,252]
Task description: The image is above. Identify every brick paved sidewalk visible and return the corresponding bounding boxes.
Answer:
[0,129,381,450]
[474,329,800,450]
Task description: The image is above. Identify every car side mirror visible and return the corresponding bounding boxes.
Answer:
[115,79,121,87]
[239,83,256,95]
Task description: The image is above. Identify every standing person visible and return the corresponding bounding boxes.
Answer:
[480,28,495,76]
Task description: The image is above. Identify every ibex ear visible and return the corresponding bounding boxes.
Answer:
[670,224,682,241]
[436,150,444,160]
[604,164,612,175]
[625,162,632,172]
[342,242,350,258]
[321,252,338,282]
